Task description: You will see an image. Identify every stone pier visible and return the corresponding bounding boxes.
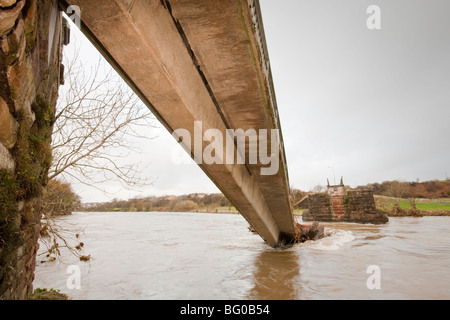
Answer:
[0,0,62,300]
[303,183,389,224]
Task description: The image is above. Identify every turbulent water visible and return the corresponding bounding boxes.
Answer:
[33,212,450,300]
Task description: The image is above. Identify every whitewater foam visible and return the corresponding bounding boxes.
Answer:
[302,229,355,251]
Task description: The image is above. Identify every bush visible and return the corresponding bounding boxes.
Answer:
[42,180,81,217]
[173,200,199,212]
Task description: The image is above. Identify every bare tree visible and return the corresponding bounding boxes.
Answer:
[386,180,410,205]
[38,217,89,263]
[49,45,156,193]
[39,44,157,262]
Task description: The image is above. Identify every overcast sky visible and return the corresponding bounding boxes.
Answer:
[64,0,450,202]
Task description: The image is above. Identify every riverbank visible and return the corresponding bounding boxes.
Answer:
[192,208,239,214]
[387,209,450,217]
[374,196,450,217]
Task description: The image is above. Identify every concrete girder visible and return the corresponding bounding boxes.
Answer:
[61,0,296,246]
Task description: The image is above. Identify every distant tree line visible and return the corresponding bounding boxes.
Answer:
[46,179,450,215]
[358,180,450,199]
[80,193,233,213]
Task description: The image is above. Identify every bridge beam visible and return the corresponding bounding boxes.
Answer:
[62,0,296,246]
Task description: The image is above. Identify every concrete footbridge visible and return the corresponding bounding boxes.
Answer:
[60,0,296,246]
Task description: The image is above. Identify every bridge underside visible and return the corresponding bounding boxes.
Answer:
[61,0,295,246]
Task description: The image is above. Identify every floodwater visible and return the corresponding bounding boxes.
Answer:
[33,212,450,300]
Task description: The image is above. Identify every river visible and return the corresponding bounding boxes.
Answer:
[33,212,450,300]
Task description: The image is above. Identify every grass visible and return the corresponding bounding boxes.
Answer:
[375,196,450,212]
[414,201,450,211]
[217,206,237,211]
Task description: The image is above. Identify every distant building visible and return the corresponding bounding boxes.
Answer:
[191,193,207,198]
[82,202,101,209]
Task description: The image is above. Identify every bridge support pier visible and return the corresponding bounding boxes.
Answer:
[0,0,62,300]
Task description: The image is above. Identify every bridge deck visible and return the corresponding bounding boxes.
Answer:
[62,0,295,246]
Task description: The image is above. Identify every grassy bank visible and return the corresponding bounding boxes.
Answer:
[192,206,238,214]
[375,196,450,215]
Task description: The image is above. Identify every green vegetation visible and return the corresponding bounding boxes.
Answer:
[0,170,18,239]
[415,201,450,211]
[30,288,69,300]
[0,170,20,282]
[13,95,54,199]
[218,206,237,211]
[375,196,450,212]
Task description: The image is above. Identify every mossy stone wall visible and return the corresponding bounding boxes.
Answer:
[0,0,62,300]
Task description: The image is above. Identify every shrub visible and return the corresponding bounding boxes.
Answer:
[173,200,198,212]
[42,180,81,217]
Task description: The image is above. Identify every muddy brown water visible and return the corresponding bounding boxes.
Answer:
[34,212,450,300]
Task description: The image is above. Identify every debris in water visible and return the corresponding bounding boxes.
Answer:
[79,255,91,262]
[295,222,325,243]
[75,242,85,251]
[248,222,326,244]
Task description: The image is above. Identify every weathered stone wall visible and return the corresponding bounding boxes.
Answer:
[303,188,389,224]
[0,0,62,300]
[304,192,334,221]
[345,190,380,220]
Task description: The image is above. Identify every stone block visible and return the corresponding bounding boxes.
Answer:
[303,187,389,224]
[0,141,15,171]
[0,96,18,149]
[23,0,37,52]
[0,17,26,66]
[0,0,24,36]
[0,0,18,8]
[8,58,36,104]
